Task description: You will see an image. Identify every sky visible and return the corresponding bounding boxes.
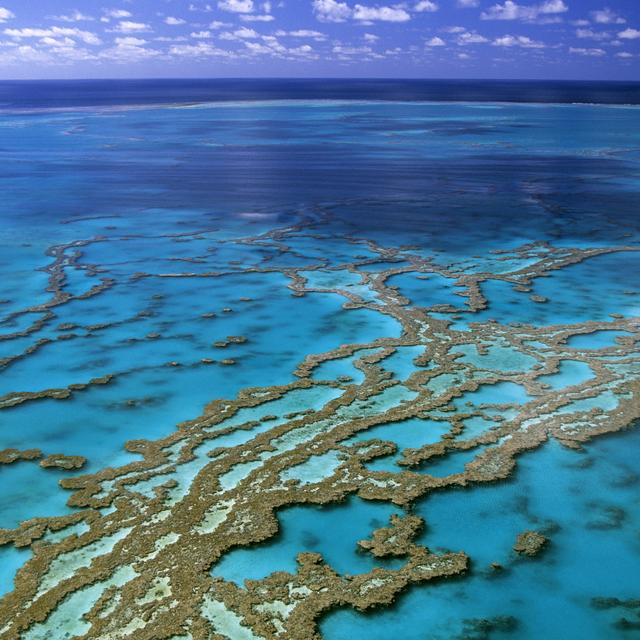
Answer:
[0,0,638,80]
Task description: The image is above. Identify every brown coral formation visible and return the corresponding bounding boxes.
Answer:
[513,530,548,557]
[0,449,42,465]
[39,454,87,471]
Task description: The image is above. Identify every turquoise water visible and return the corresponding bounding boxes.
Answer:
[214,497,404,586]
[0,97,638,637]
[321,428,640,640]
[538,360,594,390]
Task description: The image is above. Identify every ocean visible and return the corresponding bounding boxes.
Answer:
[0,80,638,639]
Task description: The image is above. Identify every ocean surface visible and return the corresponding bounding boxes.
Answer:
[0,80,638,640]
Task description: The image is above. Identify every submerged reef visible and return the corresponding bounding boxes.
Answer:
[0,203,637,640]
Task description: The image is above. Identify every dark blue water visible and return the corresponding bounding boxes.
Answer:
[1,79,640,111]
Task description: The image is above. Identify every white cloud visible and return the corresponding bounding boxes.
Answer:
[616,51,632,58]
[115,36,147,46]
[101,36,161,61]
[220,26,260,39]
[50,11,94,23]
[189,3,214,11]
[164,17,187,25]
[457,0,479,6]
[40,36,76,47]
[169,41,234,56]
[618,28,640,40]
[276,29,327,40]
[457,31,489,44]
[0,7,14,23]
[443,25,466,33]
[591,8,625,25]
[218,0,254,13]
[313,0,352,22]
[112,21,152,33]
[154,36,188,42]
[101,9,132,23]
[575,28,610,40]
[426,36,445,46]
[333,43,373,54]
[191,30,212,38]
[481,0,568,22]
[209,20,232,29]
[493,34,545,47]
[415,1,438,12]
[569,46,606,56]
[240,14,275,21]
[289,44,316,56]
[4,26,102,45]
[364,32,379,42]
[353,5,411,22]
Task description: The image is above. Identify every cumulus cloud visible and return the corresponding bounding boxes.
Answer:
[50,11,94,23]
[111,21,152,33]
[590,8,625,25]
[101,39,161,62]
[219,26,260,39]
[457,0,479,6]
[0,7,14,23]
[457,31,489,44]
[415,1,438,12]
[276,29,327,40]
[493,34,545,47]
[169,41,233,56]
[352,5,411,22]
[4,26,102,45]
[115,36,148,46]
[618,28,640,40]
[333,43,373,54]
[164,17,187,25]
[616,51,633,58]
[240,14,275,21]
[101,9,132,23]
[313,0,351,22]
[576,28,610,40]
[425,36,445,46]
[218,0,254,13]
[481,0,568,22]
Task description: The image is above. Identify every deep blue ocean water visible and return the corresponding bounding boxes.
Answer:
[1,79,640,111]
[0,80,638,639]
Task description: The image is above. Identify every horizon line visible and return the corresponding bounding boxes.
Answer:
[2,76,640,84]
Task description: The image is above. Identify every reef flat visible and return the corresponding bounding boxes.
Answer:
[0,96,638,639]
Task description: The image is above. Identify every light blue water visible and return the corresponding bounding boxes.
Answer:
[387,272,467,310]
[538,360,594,390]
[321,428,640,640]
[213,497,404,585]
[567,330,633,350]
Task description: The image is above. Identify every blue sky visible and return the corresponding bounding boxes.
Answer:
[0,0,638,79]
